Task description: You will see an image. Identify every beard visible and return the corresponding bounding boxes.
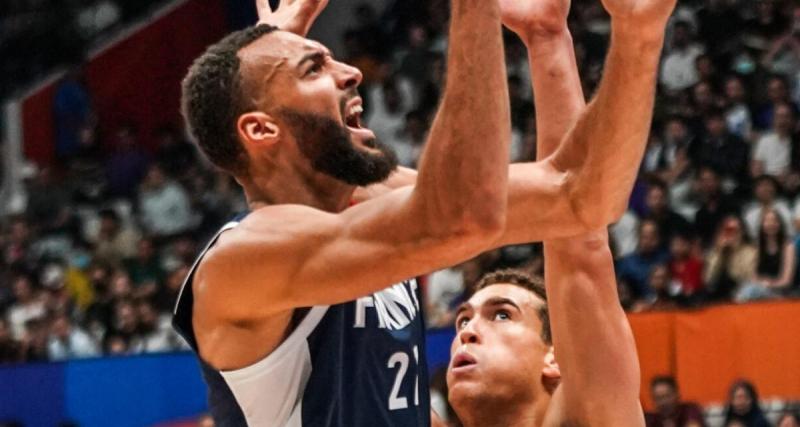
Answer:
[278,108,399,186]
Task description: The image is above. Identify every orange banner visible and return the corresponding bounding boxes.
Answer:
[630,301,800,410]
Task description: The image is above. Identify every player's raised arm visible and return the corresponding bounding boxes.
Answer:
[544,231,644,425]
[194,0,511,316]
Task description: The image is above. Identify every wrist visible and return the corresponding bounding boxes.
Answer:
[524,26,571,49]
[611,19,666,46]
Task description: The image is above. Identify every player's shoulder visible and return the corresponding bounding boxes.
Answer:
[542,387,644,427]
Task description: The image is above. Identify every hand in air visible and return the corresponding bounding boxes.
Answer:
[256,0,329,37]
[600,0,677,29]
[499,0,570,40]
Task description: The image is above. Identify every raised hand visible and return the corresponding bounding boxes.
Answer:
[601,0,676,31]
[256,0,328,37]
[499,0,570,40]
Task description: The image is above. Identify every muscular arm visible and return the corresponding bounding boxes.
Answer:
[544,232,644,425]
[199,0,510,317]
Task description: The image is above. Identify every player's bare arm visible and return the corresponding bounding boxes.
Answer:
[542,232,643,426]
[194,0,510,368]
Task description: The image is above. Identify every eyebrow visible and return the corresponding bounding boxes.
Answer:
[482,297,522,312]
[297,47,333,70]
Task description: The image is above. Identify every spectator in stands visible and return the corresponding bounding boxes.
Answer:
[154,263,189,314]
[690,109,750,188]
[391,110,428,167]
[723,76,754,142]
[137,164,195,240]
[694,166,740,248]
[744,175,794,238]
[661,21,705,93]
[106,124,150,200]
[723,379,771,427]
[7,274,45,340]
[123,237,164,295]
[704,215,757,301]
[753,208,796,294]
[645,375,706,427]
[153,125,197,180]
[92,208,140,268]
[669,232,704,301]
[754,77,797,131]
[644,179,693,243]
[20,318,49,362]
[778,411,800,427]
[0,317,22,364]
[644,118,691,185]
[3,217,33,270]
[108,299,139,350]
[366,77,410,151]
[53,68,93,163]
[632,264,679,312]
[46,312,99,361]
[131,299,179,353]
[752,103,797,185]
[617,219,671,301]
[696,0,743,63]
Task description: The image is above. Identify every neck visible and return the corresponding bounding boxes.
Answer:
[459,396,548,427]
[240,168,355,213]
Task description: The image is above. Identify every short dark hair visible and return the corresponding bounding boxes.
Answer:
[181,24,278,176]
[651,375,678,391]
[474,269,551,345]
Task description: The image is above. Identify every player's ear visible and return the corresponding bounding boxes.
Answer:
[238,111,281,148]
[542,346,561,384]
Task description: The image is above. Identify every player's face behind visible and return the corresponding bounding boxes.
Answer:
[182,26,397,187]
[446,281,558,413]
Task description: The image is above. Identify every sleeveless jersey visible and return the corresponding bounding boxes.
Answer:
[173,217,431,427]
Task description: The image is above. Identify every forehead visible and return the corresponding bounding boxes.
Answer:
[468,284,543,312]
[238,30,328,68]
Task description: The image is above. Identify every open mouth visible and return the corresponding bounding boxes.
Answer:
[344,103,363,129]
[451,352,477,369]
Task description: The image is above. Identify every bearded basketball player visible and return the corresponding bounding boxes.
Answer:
[172,0,672,424]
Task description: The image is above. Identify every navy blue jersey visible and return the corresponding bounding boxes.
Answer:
[173,218,431,426]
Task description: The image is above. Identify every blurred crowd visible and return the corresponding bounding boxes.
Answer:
[0,0,798,395]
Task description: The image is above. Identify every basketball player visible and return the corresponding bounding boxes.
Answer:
[446,0,675,425]
[172,0,671,425]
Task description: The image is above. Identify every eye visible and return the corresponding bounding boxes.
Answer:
[306,62,323,76]
[456,316,470,330]
[494,310,511,321]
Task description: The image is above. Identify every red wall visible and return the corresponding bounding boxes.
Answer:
[21,0,228,165]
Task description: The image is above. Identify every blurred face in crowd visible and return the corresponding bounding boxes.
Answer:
[695,55,714,81]
[705,115,727,138]
[651,381,679,416]
[138,302,158,331]
[670,235,691,259]
[115,302,138,334]
[773,104,794,135]
[778,413,800,427]
[665,118,688,144]
[768,78,788,103]
[761,210,782,237]
[138,239,155,261]
[693,82,714,109]
[646,186,668,214]
[719,217,745,246]
[51,315,71,340]
[0,318,10,342]
[9,219,30,245]
[649,265,670,294]
[12,276,33,303]
[639,221,661,254]
[698,168,721,197]
[447,284,555,412]
[731,385,754,415]
[110,271,133,299]
[754,179,777,204]
[99,215,120,239]
[672,24,690,49]
[725,77,746,103]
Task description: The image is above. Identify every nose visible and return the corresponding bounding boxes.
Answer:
[458,321,480,345]
[333,60,363,90]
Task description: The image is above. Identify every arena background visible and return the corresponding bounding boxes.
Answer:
[1,0,799,426]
